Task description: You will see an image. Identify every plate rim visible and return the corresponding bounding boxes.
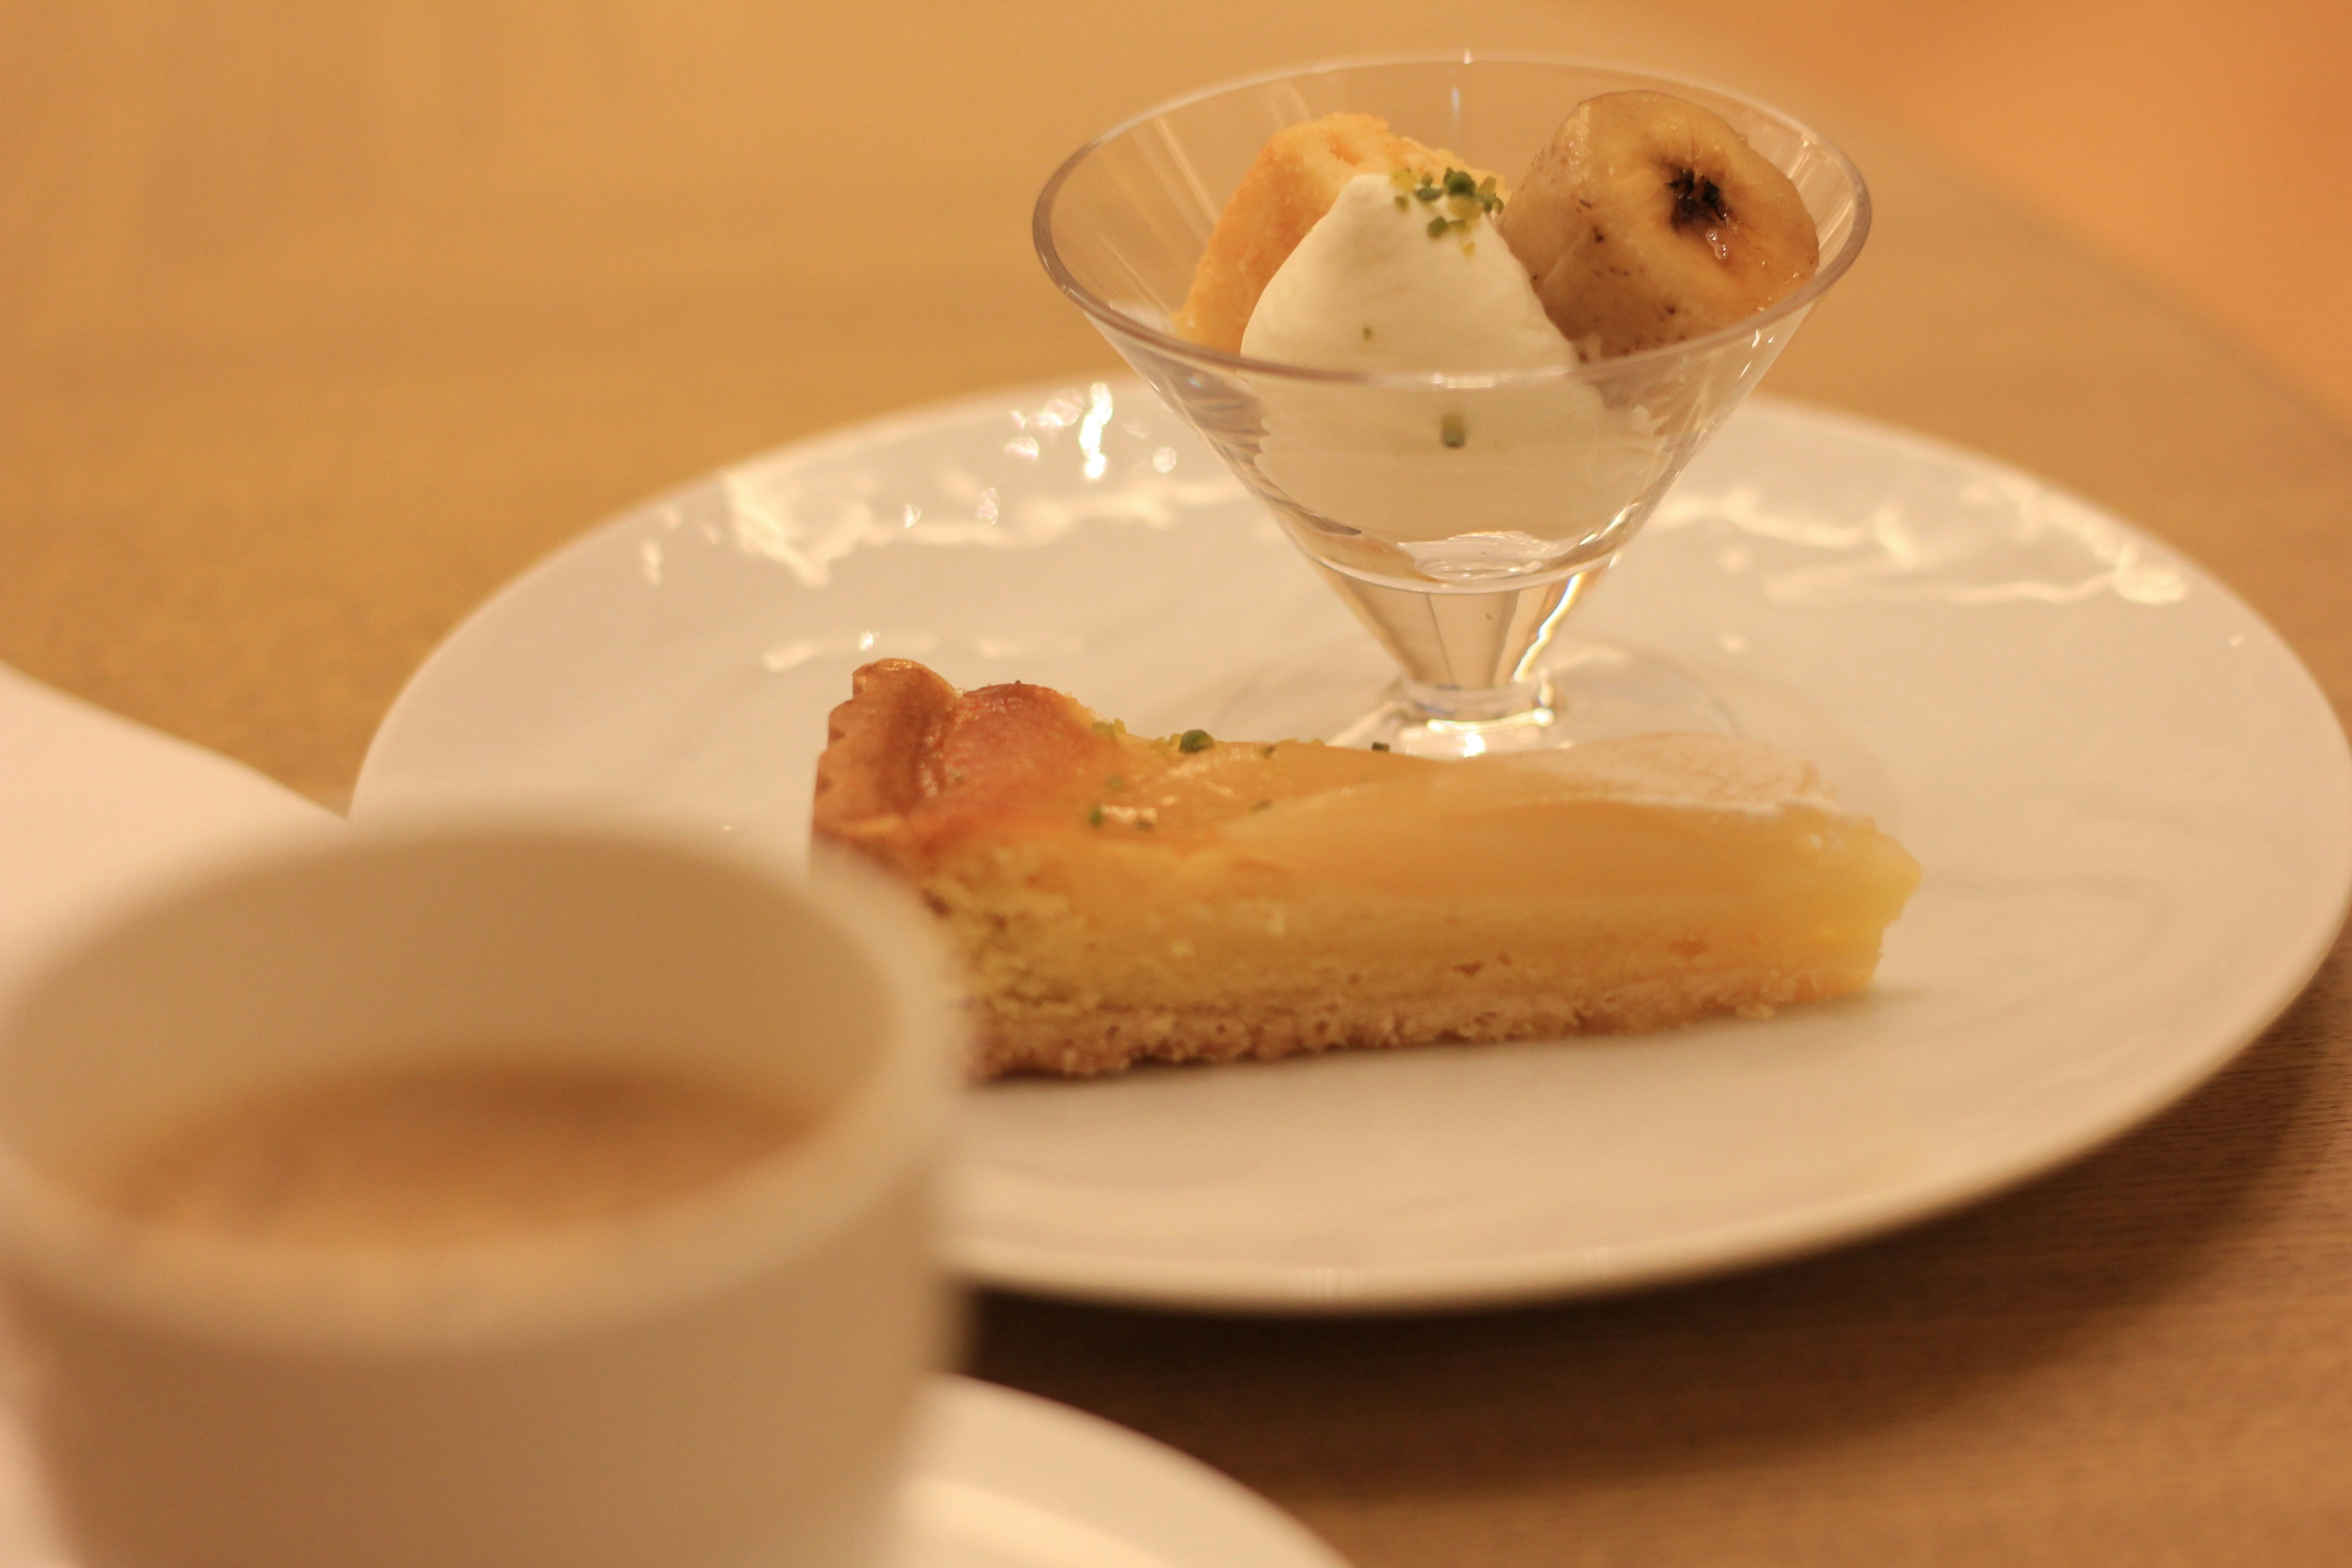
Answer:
[916,1375,1352,1567]
[355,379,2352,1316]
[358,379,1148,795]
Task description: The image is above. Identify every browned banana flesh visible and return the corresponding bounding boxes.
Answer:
[1499,91,1819,358]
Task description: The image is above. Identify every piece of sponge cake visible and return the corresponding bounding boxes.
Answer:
[1172,113,1502,354]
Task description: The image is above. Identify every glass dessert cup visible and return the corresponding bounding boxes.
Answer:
[1035,54,1870,756]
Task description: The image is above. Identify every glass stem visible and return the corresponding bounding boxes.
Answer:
[1310,559,1612,723]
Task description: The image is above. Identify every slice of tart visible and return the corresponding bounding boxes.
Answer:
[813,660,1920,1078]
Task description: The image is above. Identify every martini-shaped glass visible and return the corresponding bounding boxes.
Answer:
[1035,54,1869,756]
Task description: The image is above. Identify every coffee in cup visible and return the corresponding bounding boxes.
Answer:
[0,821,957,1568]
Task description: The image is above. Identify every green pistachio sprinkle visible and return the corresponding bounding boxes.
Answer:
[1177,728,1214,753]
[1087,804,1105,827]
[1370,741,1392,752]
[1393,194,1409,212]
[1444,168,1476,197]
[1439,413,1466,448]
[1447,217,1469,233]
[1426,215,1449,239]
[1414,184,1439,202]
[1390,167,1416,189]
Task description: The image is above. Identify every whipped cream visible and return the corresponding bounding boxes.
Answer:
[1242,174,1574,373]
[1236,174,1664,584]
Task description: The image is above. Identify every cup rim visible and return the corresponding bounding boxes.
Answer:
[1033,50,1873,390]
[0,818,959,1351]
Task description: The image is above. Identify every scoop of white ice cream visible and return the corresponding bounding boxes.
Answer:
[1234,173,1663,582]
[1241,173,1574,372]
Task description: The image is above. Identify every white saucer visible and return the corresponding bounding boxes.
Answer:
[0,1376,1342,1568]
[356,378,2352,1313]
[892,1378,1346,1567]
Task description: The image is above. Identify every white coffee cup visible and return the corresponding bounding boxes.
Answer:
[0,821,958,1568]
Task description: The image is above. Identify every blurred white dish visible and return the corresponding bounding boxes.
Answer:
[891,1378,1348,1568]
[355,379,2352,1313]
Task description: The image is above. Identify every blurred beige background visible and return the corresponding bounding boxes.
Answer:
[2,0,2345,801]
[1684,0,2352,429]
[5,8,2351,1567]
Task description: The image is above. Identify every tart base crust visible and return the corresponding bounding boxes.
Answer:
[979,967,1852,1079]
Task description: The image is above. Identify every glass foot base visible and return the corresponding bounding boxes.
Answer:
[1207,639,1735,759]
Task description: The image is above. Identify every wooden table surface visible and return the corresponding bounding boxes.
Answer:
[5,4,2348,1563]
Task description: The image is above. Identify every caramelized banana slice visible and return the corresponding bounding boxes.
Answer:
[1500,92,1818,358]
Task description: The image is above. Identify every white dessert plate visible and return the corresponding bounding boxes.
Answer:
[0,1376,1344,1568]
[355,378,2352,1313]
